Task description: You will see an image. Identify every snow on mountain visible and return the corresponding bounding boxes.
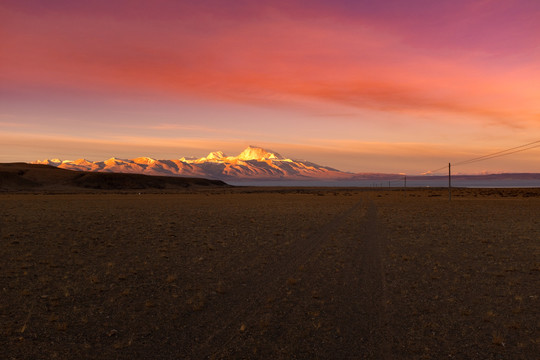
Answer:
[73,158,93,166]
[32,146,352,180]
[35,159,63,166]
[204,151,227,160]
[237,145,283,160]
[132,156,157,165]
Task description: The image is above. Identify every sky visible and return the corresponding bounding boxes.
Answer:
[1,0,539,174]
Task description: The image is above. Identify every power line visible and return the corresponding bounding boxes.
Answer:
[425,140,540,174]
[426,165,448,174]
[456,144,540,166]
[454,140,540,166]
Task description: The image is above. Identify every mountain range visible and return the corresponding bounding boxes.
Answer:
[31,145,540,186]
[33,146,354,181]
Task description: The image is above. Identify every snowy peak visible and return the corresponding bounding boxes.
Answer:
[35,159,63,166]
[104,157,126,166]
[73,158,93,166]
[236,146,283,161]
[205,151,227,160]
[132,157,157,165]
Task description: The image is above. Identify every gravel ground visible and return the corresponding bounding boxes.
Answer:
[1,188,538,359]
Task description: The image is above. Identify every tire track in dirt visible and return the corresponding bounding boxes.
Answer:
[190,198,366,359]
[245,198,390,359]
[339,199,389,359]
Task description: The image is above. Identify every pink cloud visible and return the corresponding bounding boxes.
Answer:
[2,1,539,130]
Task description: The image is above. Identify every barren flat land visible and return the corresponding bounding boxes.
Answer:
[1,188,539,359]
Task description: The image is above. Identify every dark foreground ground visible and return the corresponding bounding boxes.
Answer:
[1,188,539,359]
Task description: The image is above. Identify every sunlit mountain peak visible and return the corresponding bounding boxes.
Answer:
[104,157,126,166]
[205,151,227,160]
[236,146,283,161]
[73,158,93,166]
[34,159,63,166]
[132,157,157,164]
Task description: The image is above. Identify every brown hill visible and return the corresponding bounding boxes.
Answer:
[0,163,229,192]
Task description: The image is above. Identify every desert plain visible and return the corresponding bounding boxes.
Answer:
[1,187,539,359]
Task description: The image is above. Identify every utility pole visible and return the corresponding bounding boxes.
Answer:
[403,175,407,196]
[448,162,452,201]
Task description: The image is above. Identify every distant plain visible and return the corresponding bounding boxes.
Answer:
[1,187,539,359]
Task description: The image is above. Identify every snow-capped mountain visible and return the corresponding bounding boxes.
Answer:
[33,146,352,180]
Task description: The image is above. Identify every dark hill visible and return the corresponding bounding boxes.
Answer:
[0,163,229,192]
